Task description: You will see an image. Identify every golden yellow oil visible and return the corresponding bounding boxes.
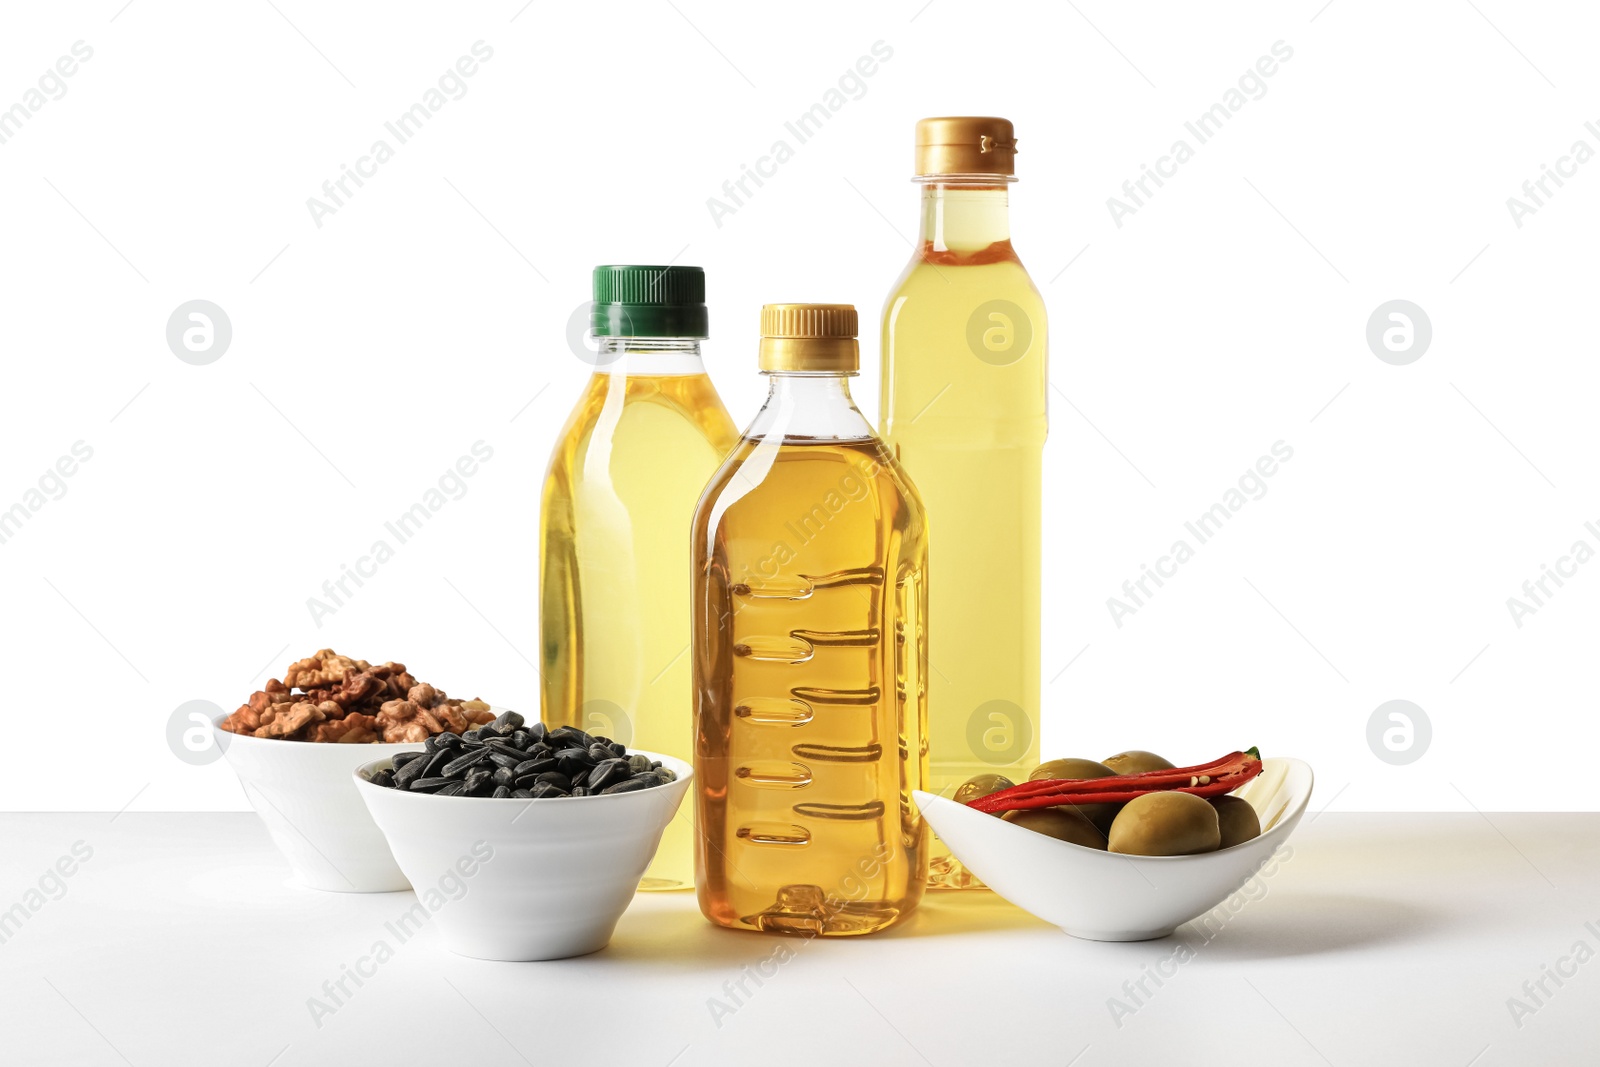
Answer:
[881,183,1048,889]
[693,435,928,934]
[541,365,738,890]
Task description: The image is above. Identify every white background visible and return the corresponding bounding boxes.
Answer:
[1,0,1594,813]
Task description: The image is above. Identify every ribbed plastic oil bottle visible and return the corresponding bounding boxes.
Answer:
[541,265,739,890]
[880,118,1048,889]
[692,304,928,935]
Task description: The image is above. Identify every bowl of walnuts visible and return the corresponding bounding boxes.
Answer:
[212,649,499,892]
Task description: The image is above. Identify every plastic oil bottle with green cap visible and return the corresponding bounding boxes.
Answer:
[692,303,928,935]
[541,265,739,891]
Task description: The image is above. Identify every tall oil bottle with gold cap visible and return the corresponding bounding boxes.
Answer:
[692,303,928,935]
[879,118,1047,889]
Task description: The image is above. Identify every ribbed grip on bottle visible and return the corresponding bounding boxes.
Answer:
[758,303,859,373]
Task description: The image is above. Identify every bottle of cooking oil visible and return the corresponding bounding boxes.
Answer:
[692,304,928,935]
[542,265,739,891]
[880,117,1047,889]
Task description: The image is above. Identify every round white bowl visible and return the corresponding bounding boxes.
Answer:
[914,757,1313,941]
[213,714,424,892]
[354,750,692,961]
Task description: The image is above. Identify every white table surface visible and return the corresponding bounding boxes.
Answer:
[2,813,1595,1066]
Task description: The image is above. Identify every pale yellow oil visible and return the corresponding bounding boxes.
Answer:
[693,435,928,934]
[541,366,738,890]
[881,184,1048,889]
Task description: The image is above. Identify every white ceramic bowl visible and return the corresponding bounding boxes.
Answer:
[354,750,692,961]
[915,757,1313,941]
[213,715,424,892]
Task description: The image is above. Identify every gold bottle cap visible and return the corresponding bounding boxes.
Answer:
[758,303,859,373]
[914,116,1017,179]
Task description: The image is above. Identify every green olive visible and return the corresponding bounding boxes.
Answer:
[1027,758,1119,832]
[1108,792,1221,856]
[1028,757,1115,782]
[1101,750,1175,775]
[1211,795,1261,849]
[954,773,1014,809]
[1002,806,1108,849]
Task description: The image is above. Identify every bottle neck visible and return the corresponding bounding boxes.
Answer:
[746,373,874,441]
[596,337,705,375]
[917,181,1012,252]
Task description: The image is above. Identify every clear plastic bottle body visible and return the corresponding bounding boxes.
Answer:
[541,338,739,890]
[692,373,929,934]
[880,182,1048,889]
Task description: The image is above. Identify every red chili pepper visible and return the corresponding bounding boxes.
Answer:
[967,748,1263,815]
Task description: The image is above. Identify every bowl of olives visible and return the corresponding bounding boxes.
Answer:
[914,751,1312,941]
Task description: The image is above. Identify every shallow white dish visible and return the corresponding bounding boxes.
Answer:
[213,714,424,892]
[354,749,692,961]
[915,757,1313,941]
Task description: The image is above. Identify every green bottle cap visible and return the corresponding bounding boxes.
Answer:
[591,265,709,339]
